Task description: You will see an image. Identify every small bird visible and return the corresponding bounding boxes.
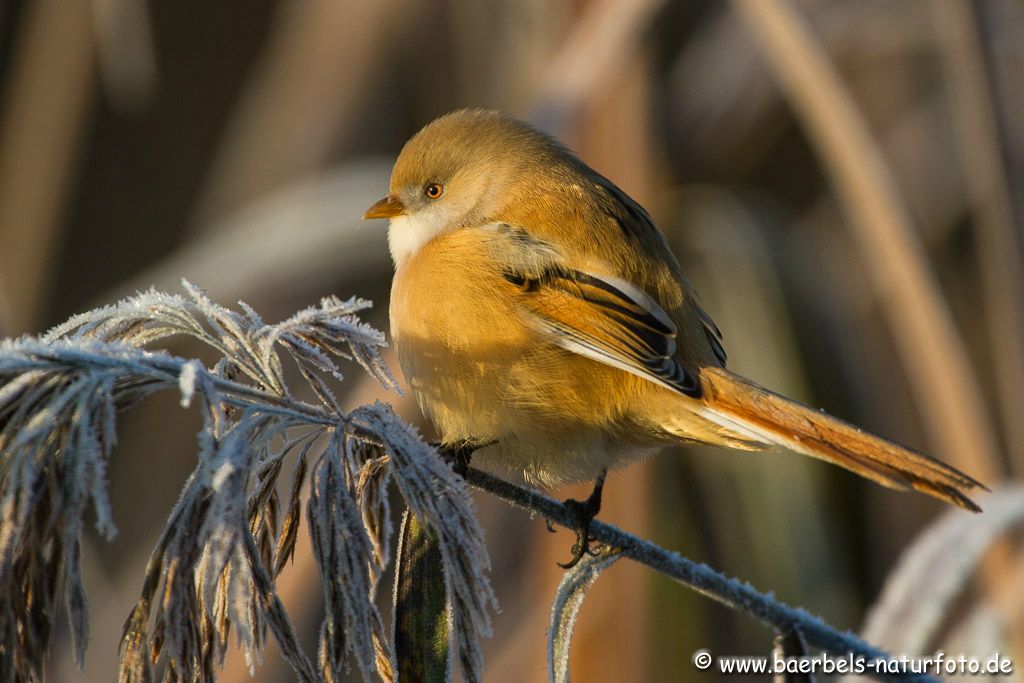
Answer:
[365,109,983,566]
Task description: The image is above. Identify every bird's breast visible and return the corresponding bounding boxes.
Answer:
[390,231,532,359]
[389,232,534,441]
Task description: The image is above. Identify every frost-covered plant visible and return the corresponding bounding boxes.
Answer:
[0,281,496,682]
[2,281,1000,683]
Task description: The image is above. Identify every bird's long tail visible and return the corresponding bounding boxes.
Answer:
[694,366,985,511]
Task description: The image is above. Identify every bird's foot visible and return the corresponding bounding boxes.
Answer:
[556,472,606,569]
[434,441,486,478]
[557,499,602,569]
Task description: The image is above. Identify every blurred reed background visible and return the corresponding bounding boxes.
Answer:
[1,0,1023,681]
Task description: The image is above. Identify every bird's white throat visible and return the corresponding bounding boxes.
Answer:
[387,210,451,266]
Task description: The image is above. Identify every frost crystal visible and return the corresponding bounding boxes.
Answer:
[178,360,198,407]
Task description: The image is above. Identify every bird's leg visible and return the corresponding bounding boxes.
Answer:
[556,470,607,569]
[434,441,483,478]
[451,444,474,478]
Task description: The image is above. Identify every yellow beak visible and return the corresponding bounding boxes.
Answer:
[363,194,406,219]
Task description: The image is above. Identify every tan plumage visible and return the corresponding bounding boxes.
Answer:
[368,109,984,511]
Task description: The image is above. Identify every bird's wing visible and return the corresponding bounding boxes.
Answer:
[590,176,727,366]
[480,223,700,397]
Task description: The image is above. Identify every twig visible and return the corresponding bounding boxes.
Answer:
[465,468,940,683]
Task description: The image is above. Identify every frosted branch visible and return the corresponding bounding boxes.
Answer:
[465,468,941,683]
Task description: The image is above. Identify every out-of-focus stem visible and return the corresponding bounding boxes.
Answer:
[0,0,95,335]
[731,0,1001,482]
[934,0,1024,472]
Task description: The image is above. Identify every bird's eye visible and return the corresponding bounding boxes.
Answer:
[424,183,444,199]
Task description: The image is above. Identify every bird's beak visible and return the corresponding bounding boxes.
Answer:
[363,194,406,220]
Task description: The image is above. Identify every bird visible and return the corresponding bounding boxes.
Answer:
[364,108,984,567]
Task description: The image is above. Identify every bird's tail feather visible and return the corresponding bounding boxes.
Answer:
[696,367,985,511]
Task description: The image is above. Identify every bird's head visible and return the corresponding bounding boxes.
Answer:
[364,109,567,266]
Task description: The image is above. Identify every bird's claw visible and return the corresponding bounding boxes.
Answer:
[556,496,602,569]
[435,442,480,478]
[560,538,602,569]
